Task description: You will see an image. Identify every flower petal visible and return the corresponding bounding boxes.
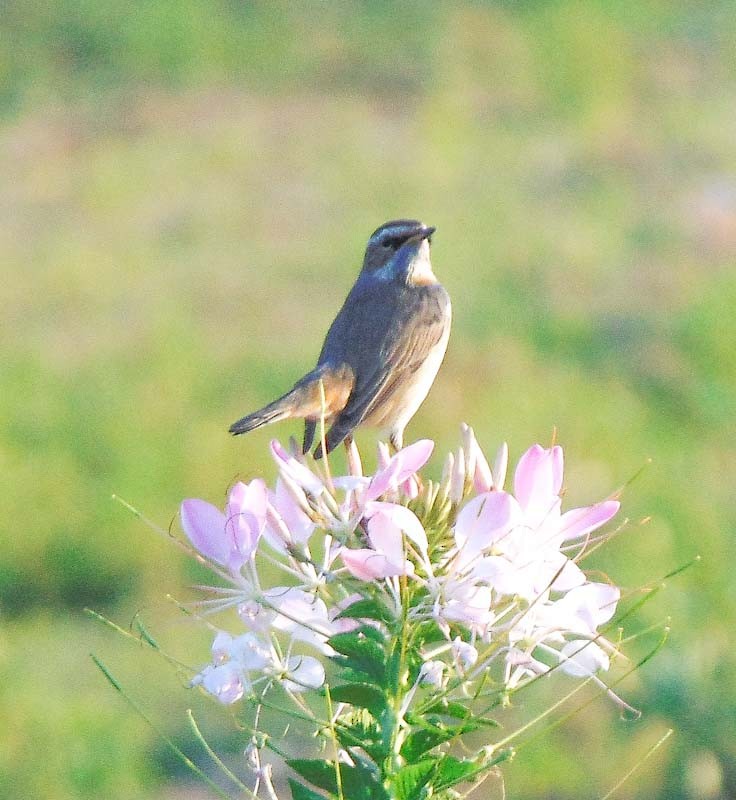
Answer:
[366,440,434,500]
[454,491,516,558]
[340,547,412,580]
[270,440,324,495]
[559,639,609,676]
[365,502,428,554]
[419,660,445,688]
[284,655,325,692]
[230,633,272,670]
[549,554,586,592]
[514,444,564,513]
[181,499,229,566]
[559,500,620,541]
[226,479,268,565]
[198,663,245,704]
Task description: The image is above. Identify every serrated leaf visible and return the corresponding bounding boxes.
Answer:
[288,757,389,800]
[287,759,340,794]
[346,762,391,800]
[334,723,386,764]
[288,776,333,800]
[329,631,387,682]
[400,726,458,762]
[352,623,388,644]
[330,683,387,718]
[390,759,436,800]
[335,598,393,625]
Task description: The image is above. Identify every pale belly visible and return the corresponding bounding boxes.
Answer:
[365,301,452,436]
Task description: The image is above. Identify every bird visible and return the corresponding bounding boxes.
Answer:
[229,219,451,458]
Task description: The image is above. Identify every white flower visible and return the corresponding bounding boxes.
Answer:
[281,655,325,692]
[419,660,446,689]
[558,640,610,677]
[193,631,273,705]
[452,637,479,669]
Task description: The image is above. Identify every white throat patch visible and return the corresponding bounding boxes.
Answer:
[408,239,437,286]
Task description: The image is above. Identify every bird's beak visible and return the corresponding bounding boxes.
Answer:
[408,225,436,244]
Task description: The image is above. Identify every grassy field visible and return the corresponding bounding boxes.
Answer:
[2,2,735,798]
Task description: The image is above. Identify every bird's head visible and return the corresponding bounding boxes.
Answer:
[361,219,437,286]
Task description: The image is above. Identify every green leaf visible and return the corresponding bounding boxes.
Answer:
[287,759,340,795]
[334,722,385,764]
[286,758,388,800]
[342,761,391,800]
[289,778,333,800]
[421,700,499,727]
[421,700,469,719]
[329,631,387,682]
[351,623,388,644]
[335,598,394,625]
[330,683,388,718]
[287,759,389,800]
[433,756,478,790]
[471,715,500,728]
[390,760,436,800]
[432,749,514,792]
[400,726,458,762]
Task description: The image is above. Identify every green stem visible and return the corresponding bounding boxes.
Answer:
[384,574,412,798]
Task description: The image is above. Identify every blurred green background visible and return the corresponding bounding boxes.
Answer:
[2,1,735,797]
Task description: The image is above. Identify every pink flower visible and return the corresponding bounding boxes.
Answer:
[513,444,620,543]
[270,440,324,496]
[453,491,516,570]
[450,445,619,601]
[181,479,268,573]
[262,478,316,554]
[513,444,564,527]
[341,502,427,581]
[192,631,273,705]
[365,440,434,501]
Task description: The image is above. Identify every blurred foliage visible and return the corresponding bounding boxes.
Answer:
[1,1,735,798]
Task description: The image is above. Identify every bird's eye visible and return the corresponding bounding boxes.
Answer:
[382,236,403,250]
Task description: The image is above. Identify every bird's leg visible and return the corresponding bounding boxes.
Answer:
[389,431,403,453]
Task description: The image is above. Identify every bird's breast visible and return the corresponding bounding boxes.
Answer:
[365,298,451,431]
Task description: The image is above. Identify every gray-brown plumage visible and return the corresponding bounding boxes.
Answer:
[229,219,451,458]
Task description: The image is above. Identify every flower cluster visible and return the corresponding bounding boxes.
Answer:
[181,427,623,706]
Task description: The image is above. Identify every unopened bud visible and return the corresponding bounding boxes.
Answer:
[377,441,391,472]
[450,446,466,504]
[492,443,508,491]
[346,438,363,478]
[441,451,455,489]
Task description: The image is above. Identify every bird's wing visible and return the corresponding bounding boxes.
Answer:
[312,282,449,455]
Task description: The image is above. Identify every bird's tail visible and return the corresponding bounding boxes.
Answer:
[228,396,294,435]
[229,364,354,437]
